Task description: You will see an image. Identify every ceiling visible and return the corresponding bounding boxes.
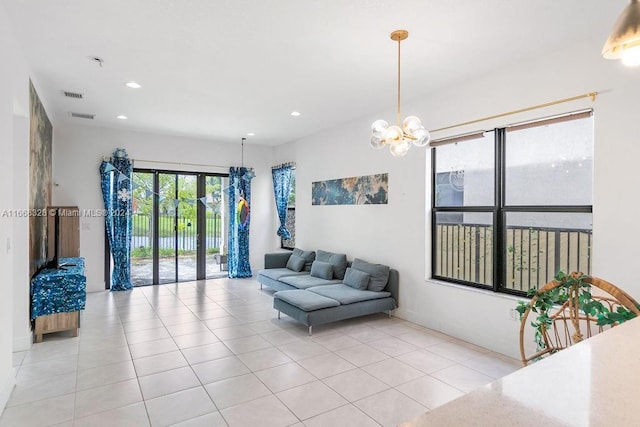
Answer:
[3,0,623,146]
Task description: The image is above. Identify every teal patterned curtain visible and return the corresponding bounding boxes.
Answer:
[228,167,255,278]
[271,164,294,240]
[99,148,133,291]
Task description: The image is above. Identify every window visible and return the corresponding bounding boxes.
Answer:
[431,111,593,295]
[281,170,296,249]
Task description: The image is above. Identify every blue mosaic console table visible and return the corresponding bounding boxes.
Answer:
[31,257,86,342]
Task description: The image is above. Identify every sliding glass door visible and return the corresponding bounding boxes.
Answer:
[128,169,228,286]
[202,175,227,278]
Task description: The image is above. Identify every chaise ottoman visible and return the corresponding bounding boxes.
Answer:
[273,284,397,335]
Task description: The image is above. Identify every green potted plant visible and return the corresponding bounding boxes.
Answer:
[516,271,639,365]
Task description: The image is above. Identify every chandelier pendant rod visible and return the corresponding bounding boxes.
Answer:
[396,35,401,127]
[241,137,246,168]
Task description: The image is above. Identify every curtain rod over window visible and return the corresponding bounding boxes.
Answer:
[271,162,296,169]
[430,106,595,148]
[429,91,598,137]
[101,157,231,169]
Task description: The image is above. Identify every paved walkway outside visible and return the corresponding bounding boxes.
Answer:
[131,255,227,286]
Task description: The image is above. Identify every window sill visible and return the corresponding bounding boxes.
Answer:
[424,277,525,303]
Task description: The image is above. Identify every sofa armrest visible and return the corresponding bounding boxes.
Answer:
[264,252,292,269]
[386,269,399,307]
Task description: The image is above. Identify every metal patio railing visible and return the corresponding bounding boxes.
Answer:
[435,223,592,291]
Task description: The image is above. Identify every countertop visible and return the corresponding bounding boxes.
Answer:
[401,316,640,427]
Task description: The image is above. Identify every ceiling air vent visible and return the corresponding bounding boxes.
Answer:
[69,112,95,120]
[63,91,84,99]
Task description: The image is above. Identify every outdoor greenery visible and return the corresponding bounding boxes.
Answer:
[132,173,223,219]
[131,172,225,259]
[516,271,637,354]
[288,173,296,207]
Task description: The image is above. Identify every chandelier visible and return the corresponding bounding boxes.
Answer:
[602,0,640,66]
[370,30,430,157]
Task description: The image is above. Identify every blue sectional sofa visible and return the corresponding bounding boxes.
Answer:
[257,249,399,334]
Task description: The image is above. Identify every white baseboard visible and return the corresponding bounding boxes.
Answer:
[12,332,32,352]
[394,307,440,331]
[0,367,16,416]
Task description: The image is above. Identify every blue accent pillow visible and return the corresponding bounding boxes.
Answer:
[286,254,305,272]
[310,261,334,280]
[293,248,316,271]
[343,267,370,290]
[352,258,390,292]
[316,249,348,279]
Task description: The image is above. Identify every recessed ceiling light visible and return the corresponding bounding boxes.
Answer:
[247,132,255,136]
[291,111,301,117]
[125,81,141,89]
[117,115,128,120]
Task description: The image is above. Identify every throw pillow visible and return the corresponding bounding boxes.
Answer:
[293,248,316,271]
[343,267,370,290]
[310,260,334,280]
[286,254,305,272]
[352,258,390,292]
[316,249,348,279]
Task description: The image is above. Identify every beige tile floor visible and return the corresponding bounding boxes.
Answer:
[1,278,521,427]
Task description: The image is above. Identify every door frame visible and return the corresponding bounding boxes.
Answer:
[104,168,228,288]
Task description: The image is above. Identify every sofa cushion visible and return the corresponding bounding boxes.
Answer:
[279,275,342,289]
[307,284,392,305]
[316,249,348,279]
[286,254,305,272]
[343,267,370,291]
[310,261,334,280]
[274,290,340,311]
[351,258,390,292]
[293,248,316,271]
[258,268,308,282]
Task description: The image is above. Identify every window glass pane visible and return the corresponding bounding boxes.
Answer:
[131,172,154,286]
[504,212,593,293]
[158,173,177,284]
[435,131,494,207]
[434,211,493,286]
[505,116,593,205]
[205,175,228,278]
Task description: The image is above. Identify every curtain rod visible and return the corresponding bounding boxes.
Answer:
[101,157,230,169]
[271,161,296,170]
[430,109,593,147]
[429,91,598,134]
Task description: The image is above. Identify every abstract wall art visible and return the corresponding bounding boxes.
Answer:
[312,173,388,206]
[29,80,53,276]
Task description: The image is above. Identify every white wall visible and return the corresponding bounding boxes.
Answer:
[0,0,35,413]
[52,125,275,292]
[275,35,640,359]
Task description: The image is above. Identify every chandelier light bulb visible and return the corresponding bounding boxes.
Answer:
[389,139,411,157]
[371,120,389,138]
[402,116,422,135]
[370,136,385,149]
[412,127,431,147]
[384,125,403,145]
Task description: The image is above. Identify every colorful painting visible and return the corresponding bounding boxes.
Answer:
[29,80,53,276]
[312,173,388,205]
